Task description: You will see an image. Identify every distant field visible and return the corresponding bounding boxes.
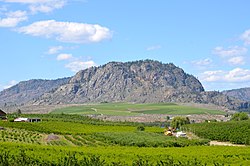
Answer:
[51,103,225,115]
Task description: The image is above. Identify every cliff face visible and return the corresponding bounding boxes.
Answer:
[0,78,70,106]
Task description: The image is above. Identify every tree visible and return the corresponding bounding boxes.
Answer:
[231,112,249,121]
[136,124,145,131]
[171,116,190,129]
[16,109,22,115]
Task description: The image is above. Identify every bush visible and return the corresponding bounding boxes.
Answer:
[137,125,145,131]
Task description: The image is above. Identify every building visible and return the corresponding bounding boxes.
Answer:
[0,109,7,120]
[28,118,41,122]
[14,118,29,122]
[14,117,41,122]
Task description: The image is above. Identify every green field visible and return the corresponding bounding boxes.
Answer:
[51,103,225,115]
[0,114,249,165]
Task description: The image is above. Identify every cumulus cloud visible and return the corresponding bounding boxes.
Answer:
[191,58,212,66]
[65,60,96,72]
[201,68,250,83]
[57,53,72,61]
[17,20,112,43]
[146,45,162,51]
[0,10,27,27]
[241,29,250,45]
[47,46,63,54]
[1,0,66,13]
[227,56,245,65]
[212,46,247,58]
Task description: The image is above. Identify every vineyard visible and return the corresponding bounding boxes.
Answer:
[182,120,250,145]
[0,114,249,165]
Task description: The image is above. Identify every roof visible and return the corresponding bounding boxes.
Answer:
[14,118,29,122]
[0,109,6,116]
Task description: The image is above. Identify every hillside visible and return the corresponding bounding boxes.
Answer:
[0,78,70,107]
[222,87,250,101]
[32,60,249,110]
[33,60,204,104]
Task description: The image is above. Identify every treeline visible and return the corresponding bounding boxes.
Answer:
[182,120,250,145]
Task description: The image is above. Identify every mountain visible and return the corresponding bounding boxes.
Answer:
[222,87,250,101]
[0,78,70,107]
[31,60,249,110]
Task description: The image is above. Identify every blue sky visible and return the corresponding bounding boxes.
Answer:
[1,0,250,91]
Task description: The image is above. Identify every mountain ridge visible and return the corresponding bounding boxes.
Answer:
[222,87,250,102]
[1,60,249,111]
[0,77,71,107]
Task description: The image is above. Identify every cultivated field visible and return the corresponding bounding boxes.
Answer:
[51,103,225,116]
[0,114,249,165]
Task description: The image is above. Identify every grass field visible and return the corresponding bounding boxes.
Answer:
[51,103,225,115]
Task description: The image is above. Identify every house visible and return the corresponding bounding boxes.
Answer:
[14,118,29,122]
[14,117,41,122]
[0,109,7,120]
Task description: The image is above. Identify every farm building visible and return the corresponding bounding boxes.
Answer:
[14,118,29,122]
[14,117,41,122]
[0,109,7,120]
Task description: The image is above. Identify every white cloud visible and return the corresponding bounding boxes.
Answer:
[227,56,245,65]
[191,58,212,66]
[146,45,161,51]
[1,80,18,90]
[57,53,72,61]
[201,68,250,83]
[29,0,66,13]
[18,20,112,43]
[212,46,247,58]
[241,29,250,45]
[0,10,27,27]
[0,0,66,13]
[47,46,63,54]
[65,60,96,72]
[201,70,226,82]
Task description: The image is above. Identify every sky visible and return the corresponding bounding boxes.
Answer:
[0,0,250,91]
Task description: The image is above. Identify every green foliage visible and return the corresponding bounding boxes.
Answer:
[183,120,250,145]
[0,142,249,165]
[171,116,190,129]
[0,113,249,165]
[91,132,208,147]
[136,124,145,131]
[231,112,249,121]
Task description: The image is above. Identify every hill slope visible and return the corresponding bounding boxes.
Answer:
[32,60,249,110]
[0,78,70,107]
[222,87,250,101]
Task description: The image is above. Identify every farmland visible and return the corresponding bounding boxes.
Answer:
[0,113,249,165]
[51,103,225,116]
